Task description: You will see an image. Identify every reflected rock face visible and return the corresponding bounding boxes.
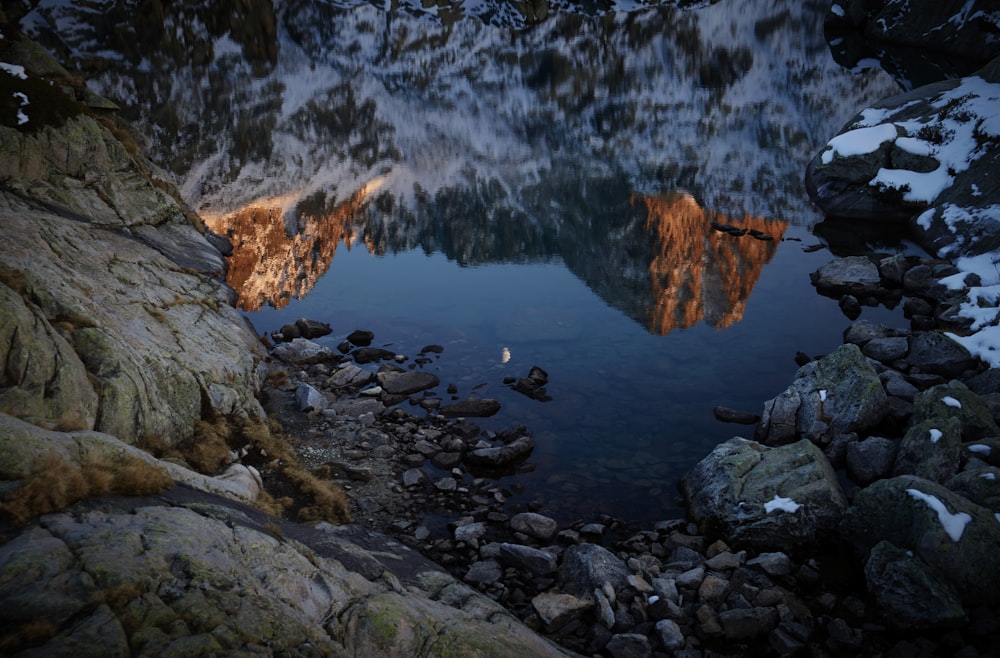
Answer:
[641,193,787,335]
[206,190,367,311]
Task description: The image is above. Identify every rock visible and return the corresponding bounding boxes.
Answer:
[498,543,558,575]
[401,468,425,487]
[864,540,967,629]
[464,560,502,586]
[843,320,891,345]
[346,329,374,346]
[454,522,487,544]
[440,398,502,418]
[841,474,1000,605]
[681,437,848,550]
[893,418,962,483]
[510,512,559,542]
[530,592,593,631]
[713,406,760,424]
[810,256,882,297]
[376,370,440,396]
[464,436,534,471]
[757,343,888,447]
[880,370,919,400]
[945,468,1000,512]
[353,347,396,364]
[862,337,909,364]
[846,436,897,485]
[747,552,793,577]
[294,317,332,339]
[295,383,327,412]
[911,381,1000,441]
[328,363,375,390]
[605,633,651,658]
[654,619,685,651]
[274,338,337,365]
[719,607,779,641]
[907,332,978,378]
[559,543,630,597]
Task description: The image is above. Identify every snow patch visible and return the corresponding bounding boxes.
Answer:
[0,62,26,79]
[818,389,827,402]
[968,444,991,456]
[941,396,963,409]
[929,429,943,443]
[764,495,801,514]
[981,472,996,480]
[820,124,897,164]
[906,488,971,542]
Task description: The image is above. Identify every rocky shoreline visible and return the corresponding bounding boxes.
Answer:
[256,243,1000,657]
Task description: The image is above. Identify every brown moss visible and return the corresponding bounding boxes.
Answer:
[0,617,58,653]
[0,267,27,294]
[89,581,146,610]
[55,412,90,432]
[0,452,173,527]
[0,454,90,526]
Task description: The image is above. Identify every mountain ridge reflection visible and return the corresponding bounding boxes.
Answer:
[206,187,786,336]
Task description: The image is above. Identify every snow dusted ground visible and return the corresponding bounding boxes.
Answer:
[816,72,1000,367]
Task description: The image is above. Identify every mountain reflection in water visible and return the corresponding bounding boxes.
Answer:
[19,0,908,522]
[207,191,787,337]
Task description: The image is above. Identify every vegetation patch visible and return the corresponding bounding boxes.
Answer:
[177,415,350,524]
[0,452,173,526]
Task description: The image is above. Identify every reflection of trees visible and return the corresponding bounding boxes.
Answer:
[640,192,787,335]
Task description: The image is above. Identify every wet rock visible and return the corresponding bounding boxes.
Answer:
[810,256,882,297]
[376,370,440,395]
[846,436,897,486]
[907,332,978,378]
[294,317,332,339]
[712,406,760,425]
[346,329,375,346]
[681,437,848,550]
[842,475,1000,606]
[511,512,559,542]
[839,294,862,319]
[352,347,396,364]
[559,543,630,597]
[864,540,968,629]
[757,343,888,447]
[440,398,502,418]
[464,436,534,470]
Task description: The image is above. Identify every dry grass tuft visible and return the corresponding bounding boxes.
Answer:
[89,581,146,610]
[284,466,350,524]
[254,489,290,517]
[0,267,27,294]
[180,419,235,474]
[0,617,58,653]
[55,412,91,432]
[0,452,173,526]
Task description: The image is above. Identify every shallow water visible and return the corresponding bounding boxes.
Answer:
[22,0,919,523]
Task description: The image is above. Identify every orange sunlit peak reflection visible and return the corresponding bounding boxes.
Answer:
[200,184,381,311]
[639,192,787,336]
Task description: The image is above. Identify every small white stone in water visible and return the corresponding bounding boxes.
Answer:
[941,396,963,408]
[764,495,801,514]
[969,444,992,456]
[929,429,943,443]
[360,385,383,396]
[819,389,828,402]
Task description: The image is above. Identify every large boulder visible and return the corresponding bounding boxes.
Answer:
[680,437,848,550]
[892,418,963,484]
[0,108,264,445]
[841,475,1000,606]
[911,381,1000,441]
[756,343,888,446]
[0,495,575,657]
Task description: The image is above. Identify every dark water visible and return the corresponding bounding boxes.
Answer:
[21,0,922,523]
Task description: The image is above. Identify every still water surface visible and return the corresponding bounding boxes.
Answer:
[23,0,919,523]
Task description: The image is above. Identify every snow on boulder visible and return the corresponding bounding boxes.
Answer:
[681,437,847,550]
[841,474,1000,606]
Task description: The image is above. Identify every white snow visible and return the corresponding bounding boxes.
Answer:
[906,488,972,542]
[818,389,827,402]
[830,4,844,17]
[929,429,943,443]
[764,495,801,514]
[0,62,26,79]
[981,473,996,480]
[941,396,963,409]
[12,91,28,125]
[968,444,992,456]
[648,595,660,604]
[821,124,898,164]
